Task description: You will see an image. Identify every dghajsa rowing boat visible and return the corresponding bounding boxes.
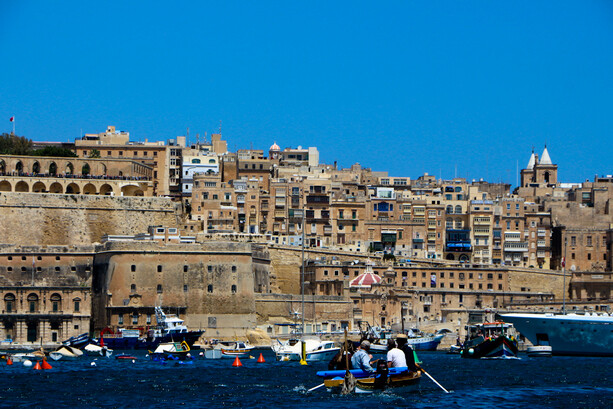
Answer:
[316,366,421,394]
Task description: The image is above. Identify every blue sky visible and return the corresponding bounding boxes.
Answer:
[1,1,612,185]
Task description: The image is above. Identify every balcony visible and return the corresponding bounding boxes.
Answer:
[306,195,329,205]
[324,225,332,235]
[504,242,528,252]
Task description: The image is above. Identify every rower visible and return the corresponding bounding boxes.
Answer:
[396,334,418,372]
[386,339,407,368]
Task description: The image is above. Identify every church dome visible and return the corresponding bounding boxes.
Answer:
[269,142,280,151]
[350,260,382,289]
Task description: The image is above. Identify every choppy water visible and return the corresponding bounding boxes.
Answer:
[1,349,612,408]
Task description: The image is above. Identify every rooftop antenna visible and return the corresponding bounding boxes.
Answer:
[196,133,200,147]
[186,127,190,146]
[219,120,222,135]
[204,132,208,144]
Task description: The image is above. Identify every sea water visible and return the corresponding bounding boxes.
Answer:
[1,350,611,408]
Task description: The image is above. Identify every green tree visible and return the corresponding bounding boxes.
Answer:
[0,133,32,155]
[88,149,101,158]
[31,146,78,157]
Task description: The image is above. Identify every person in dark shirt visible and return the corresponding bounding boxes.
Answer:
[396,334,418,372]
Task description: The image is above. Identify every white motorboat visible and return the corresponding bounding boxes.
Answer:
[527,345,553,357]
[273,336,339,362]
[52,345,83,360]
[83,343,113,357]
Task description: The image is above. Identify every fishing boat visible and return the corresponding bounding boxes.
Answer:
[273,336,338,362]
[460,322,519,359]
[100,306,204,350]
[150,341,192,361]
[217,341,254,358]
[500,311,613,356]
[317,366,421,394]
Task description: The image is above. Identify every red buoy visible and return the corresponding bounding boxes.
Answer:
[34,361,42,370]
[257,353,265,363]
[42,359,52,370]
[7,357,13,366]
[232,356,242,367]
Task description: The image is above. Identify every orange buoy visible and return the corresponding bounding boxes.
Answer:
[41,359,52,370]
[257,353,265,363]
[34,361,42,370]
[7,357,13,365]
[232,356,242,367]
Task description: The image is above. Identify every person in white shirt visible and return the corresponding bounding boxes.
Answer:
[386,339,407,368]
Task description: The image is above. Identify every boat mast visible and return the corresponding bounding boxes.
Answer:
[562,236,567,314]
[301,207,305,335]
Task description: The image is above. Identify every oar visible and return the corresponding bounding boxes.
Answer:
[307,383,325,393]
[420,367,450,393]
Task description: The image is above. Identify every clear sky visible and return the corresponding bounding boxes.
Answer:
[1,1,612,186]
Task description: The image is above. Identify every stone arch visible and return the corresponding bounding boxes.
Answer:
[49,162,58,175]
[15,161,23,173]
[32,161,41,174]
[446,253,455,260]
[544,171,550,183]
[100,184,113,196]
[0,181,11,191]
[65,162,74,174]
[66,183,80,194]
[50,293,62,312]
[459,254,470,262]
[0,159,6,174]
[121,185,144,196]
[49,182,63,193]
[15,181,29,192]
[32,181,46,193]
[83,183,96,195]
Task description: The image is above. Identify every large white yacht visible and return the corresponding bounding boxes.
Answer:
[500,312,613,356]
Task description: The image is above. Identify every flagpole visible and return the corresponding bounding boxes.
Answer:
[12,117,15,135]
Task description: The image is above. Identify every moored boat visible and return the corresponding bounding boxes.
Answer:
[273,336,338,362]
[460,322,519,359]
[500,312,613,357]
[217,341,254,358]
[150,341,192,361]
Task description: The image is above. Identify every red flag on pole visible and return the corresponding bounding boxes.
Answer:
[561,257,565,268]
[9,117,14,122]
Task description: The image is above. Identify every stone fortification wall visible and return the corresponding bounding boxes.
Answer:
[0,192,180,246]
[508,268,564,301]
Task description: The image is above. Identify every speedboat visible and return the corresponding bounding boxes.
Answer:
[273,336,338,362]
[83,343,113,357]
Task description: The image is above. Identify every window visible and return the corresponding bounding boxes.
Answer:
[587,236,593,246]
[131,265,136,272]
[131,284,136,293]
[28,293,39,313]
[231,285,237,293]
[74,300,80,312]
[207,284,213,293]
[132,313,139,325]
[118,314,124,325]
[157,284,163,293]
[208,265,213,272]
[4,293,15,313]
[157,265,162,272]
[184,285,188,292]
[571,236,576,246]
[184,265,188,272]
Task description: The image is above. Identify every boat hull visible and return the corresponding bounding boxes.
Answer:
[101,330,204,350]
[322,369,421,394]
[461,336,518,359]
[501,313,613,357]
[370,334,445,353]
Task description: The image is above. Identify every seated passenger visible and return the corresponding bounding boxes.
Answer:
[351,340,375,373]
[386,339,407,368]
